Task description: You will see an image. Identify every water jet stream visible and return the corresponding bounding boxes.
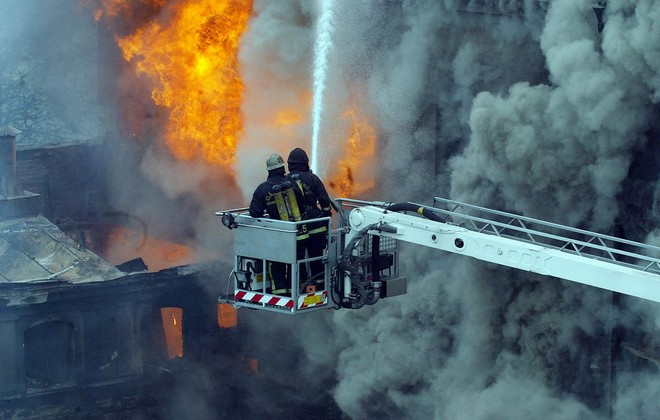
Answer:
[310,0,335,176]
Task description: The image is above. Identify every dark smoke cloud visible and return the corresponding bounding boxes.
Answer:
[5,0,659,418]
[451,0,655,232]
[241,0,659,418]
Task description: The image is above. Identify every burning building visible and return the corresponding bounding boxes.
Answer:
[1,0,659,418]
[0,126,232,417]
[0,97,337,420]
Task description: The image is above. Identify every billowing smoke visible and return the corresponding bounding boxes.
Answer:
[451,0,656,232]
[235,0,317,198]
[243,0,659,418]
[4,0,660,418]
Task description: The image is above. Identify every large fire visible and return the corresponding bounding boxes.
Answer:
[102,226,195,272]
[161,307,183,359]
[90,0,252,166]
[90,0,376,194]
[326,105,377,198]
[88,0,377,272]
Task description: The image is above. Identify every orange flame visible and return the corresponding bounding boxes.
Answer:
[89,0,379,199]
[217,303,238,329]
[161,307,183,359]
[94,0,252,166]
[327,105,377,197]
[102,226,195,271]
[238,356,259,374]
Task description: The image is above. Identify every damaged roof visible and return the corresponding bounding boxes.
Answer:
[0,216,123,284]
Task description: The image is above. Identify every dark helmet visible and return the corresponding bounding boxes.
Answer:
[287,148,309,164]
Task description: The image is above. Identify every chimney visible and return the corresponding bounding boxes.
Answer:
[0,125,21,198]
[0,125,40,220]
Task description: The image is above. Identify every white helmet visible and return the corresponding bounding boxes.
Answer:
[266,153,285,170]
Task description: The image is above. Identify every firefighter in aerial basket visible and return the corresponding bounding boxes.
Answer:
[286,147,333,282]
[248,153,299,295]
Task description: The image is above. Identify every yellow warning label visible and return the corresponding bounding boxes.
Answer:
[303,294,323,306]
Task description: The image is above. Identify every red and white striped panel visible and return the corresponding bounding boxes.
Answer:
[297,291,328,310]
[235,291,294,309]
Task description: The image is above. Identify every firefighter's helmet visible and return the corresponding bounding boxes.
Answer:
[287,148,309,164]
[266,153,285,170]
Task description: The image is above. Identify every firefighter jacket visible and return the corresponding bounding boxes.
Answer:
[288,169,331,215]
[287,163,332,236]
[249,172,287,219]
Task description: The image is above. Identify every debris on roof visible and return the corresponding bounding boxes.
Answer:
[0,216,123,284]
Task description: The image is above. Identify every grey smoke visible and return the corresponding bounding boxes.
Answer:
[3,0,659,418]
[247,0,659,418]
[235,0,316,199]
[0,0,105,145]
[451,0,655,232]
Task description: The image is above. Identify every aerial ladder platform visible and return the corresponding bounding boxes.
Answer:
[216,197,660,315]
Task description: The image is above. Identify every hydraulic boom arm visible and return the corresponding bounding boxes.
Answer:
[217,197,660,314]
[347,201,660,303]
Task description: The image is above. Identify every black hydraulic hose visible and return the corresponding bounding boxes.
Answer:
[371,234,380,285]
[339,224,375,268]
[338,224,374,310]
[329,269,342,310]
[350,273,368,310]
[385,202,444,223]
[368,234,381,306]
[339,223,392,309]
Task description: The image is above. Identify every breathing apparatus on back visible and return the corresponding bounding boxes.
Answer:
[270,180,306,222]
